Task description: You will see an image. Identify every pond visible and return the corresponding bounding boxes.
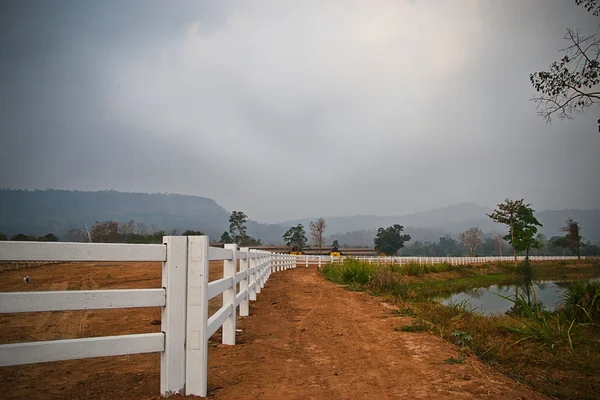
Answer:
[436,278,598,315]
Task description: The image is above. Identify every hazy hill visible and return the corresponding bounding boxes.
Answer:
[0,189,285,243]
[1,190,597,246]
[283,203,600,246]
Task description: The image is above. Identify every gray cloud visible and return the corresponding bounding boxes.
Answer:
[1,0,599,223]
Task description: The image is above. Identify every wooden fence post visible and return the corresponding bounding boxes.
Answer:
[239,247,250,317]
[185,235,209,397]
[249,249,257,301]
[160,236,188,397]
[223,244,237,345]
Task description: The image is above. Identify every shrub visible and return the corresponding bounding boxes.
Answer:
[562,280,600,323]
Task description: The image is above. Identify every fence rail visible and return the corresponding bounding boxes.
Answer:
[0,237,297,398]
[295,254,584,267]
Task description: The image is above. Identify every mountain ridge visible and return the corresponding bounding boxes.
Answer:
[0,190,598,245]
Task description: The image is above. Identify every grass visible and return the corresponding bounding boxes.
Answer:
[563,280,600,324]
[321,257,600,400]
[396,320,431,332]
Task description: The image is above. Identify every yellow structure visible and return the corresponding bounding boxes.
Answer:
[329,251,341,257]
[290,250,304,255]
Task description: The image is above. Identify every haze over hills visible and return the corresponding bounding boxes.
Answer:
[281,203,600,245]
[0,190,598,246]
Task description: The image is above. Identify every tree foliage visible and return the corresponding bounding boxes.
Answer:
[309,218,327,255]
[487,199,543,261]
[373,224,411,256]
[67,228,89,242]
[283,224,308,251]
[530,0,600,123]
[458,227,484,256]
[228,211,248,246]
[181,230,205,236]
[559,218,585,259]
[220,231,233,243]
[10,233,60,242]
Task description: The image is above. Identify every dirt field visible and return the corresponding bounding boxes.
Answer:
[0,262,546,399]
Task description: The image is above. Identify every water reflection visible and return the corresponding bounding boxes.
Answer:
[437,279,595,315]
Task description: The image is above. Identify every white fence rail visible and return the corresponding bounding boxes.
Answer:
[295,254,584,268]
[0,237,296,398]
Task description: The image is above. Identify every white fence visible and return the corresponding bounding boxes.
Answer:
[0,237,296,398]
[295,254,584,268]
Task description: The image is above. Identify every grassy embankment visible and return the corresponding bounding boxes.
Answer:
[322,258,600,400]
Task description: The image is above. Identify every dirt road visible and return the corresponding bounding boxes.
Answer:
[0,263,545,399]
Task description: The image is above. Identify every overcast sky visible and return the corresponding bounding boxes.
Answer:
[1,0,599,223]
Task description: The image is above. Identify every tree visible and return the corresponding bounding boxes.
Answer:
[10,233,33,241]
[67,228,88,242]
[332,239,340,248]
[458,227,483,256]
[182,230,205,236]
[0,233,7,241]
[373,224,411,256]
[220,231,233,244]
[559,218,585,259]
[487,199,543,264]
[90,220,120,243]
[229,211,248,246]
[40,233,59,242]
[309,218,327,255]
[283,224,308,251]
[530,0,600,123]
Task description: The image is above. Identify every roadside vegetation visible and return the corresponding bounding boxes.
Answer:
[322,257,600,400]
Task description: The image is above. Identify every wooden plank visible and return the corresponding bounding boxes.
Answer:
[207,277,233,301]
[235,269,247,282]
[206,304,233,338]
[0,333,164,367]
[0,289,165,313]
[208,246,233,261]
[235,289,247,308]
[186,236,209,397]
[161,236,187,397]
[222,244,237,345]
[0,241,166,262]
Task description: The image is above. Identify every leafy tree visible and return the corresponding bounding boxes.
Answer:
[229,211,249,246]
[90,220,120,243]
[0,233,7,240]
[10,233,33,241]
[530,0,600,123]
[181,230,205,236]
[458,227,484,256]
[487,199,543,263]
[40,233,59,242]
[241,236,262,246]
[332,239,340,248]
[437,235,460,256]
[67,228,88,242]
[220,231,233,244]
[373,224,411,256]
[283,224,308,251]
[309,218,327,255]
[559,218,585,259]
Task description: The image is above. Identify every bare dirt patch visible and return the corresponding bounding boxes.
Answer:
[0,263,546,399]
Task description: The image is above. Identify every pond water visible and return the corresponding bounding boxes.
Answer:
[436,278,598,315]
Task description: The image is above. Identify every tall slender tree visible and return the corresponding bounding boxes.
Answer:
[309,218,327,255]
[487,199,543,264]
[559,218,584,259]
[458,227,484,257]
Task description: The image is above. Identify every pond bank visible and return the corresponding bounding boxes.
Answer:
[322,258,600,400]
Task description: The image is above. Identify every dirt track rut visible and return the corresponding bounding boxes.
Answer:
[208,267,545,399]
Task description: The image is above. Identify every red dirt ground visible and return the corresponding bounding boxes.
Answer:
[0,262,546,399]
